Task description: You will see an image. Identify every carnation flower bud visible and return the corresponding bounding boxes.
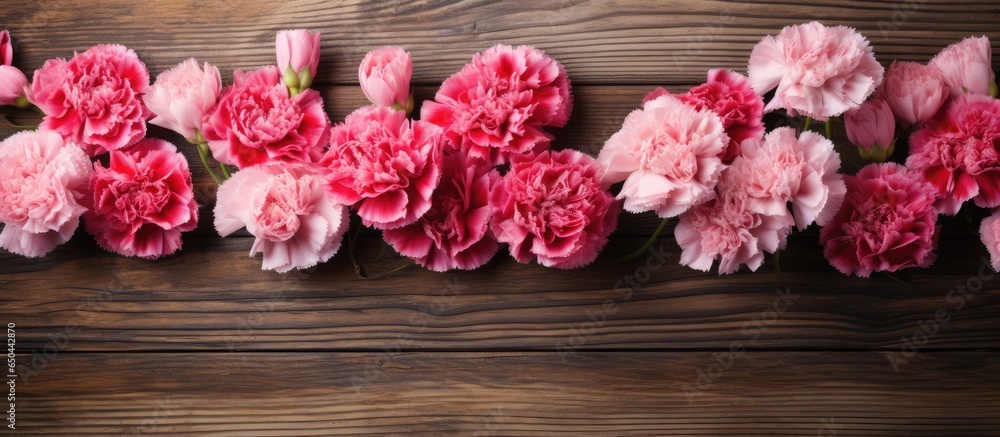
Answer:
[0,65,29,106]
[275,29,320,92]
[358,46,412,109]
[845,100,896,163]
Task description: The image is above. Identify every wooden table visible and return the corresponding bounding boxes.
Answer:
[2,1,1000,435]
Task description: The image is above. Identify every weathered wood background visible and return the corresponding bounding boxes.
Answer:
[2,0,1000,435]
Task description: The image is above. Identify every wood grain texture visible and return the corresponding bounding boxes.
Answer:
[13,351,1000,435]
[3,234,999,351]
[3,0,999,85]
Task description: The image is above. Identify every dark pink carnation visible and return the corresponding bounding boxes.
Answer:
[383,153,500,271]
[491,149,619,269]
[820,163,939,277]
[906,94,1000,215]
[84,138,199,259]
[202,66,330,169]
[322,105,443,230]
[678,69,765,163]
[29,44,149,156]
[421,44,572,166]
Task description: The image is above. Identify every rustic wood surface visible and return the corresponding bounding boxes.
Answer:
[2,0,1000,435]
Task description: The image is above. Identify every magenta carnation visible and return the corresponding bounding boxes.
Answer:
[491,149,619,269]
[383,153,500,271]
[820,163,939,277]
[679,69,765,162]
[215,163,349,273]
[29,44,150,156]
[906,94,1000,215]
[322,105,443,230]
[421,44,572,166]
[675,180,792,275]
[0,130,91,257]
[201,66,330,169]
[84,138,198,259]
[748,21,883,120]
[724,127,845,230]
[597,94,728,218]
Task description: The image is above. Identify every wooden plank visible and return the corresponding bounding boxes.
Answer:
[3,0,998,85]
[11,351,1000,435]
[2,234,998,352]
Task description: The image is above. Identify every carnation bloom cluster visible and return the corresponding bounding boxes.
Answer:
[1,24,998,281]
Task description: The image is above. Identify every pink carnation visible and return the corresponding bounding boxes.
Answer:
[144,58,222,141]
[675,176,792,275]
[929,36,996,98]
[28,44,150,156]
[724,127,845,230]
[359,46,412,108]
[878,61,949,128]
[491,149,619,269]
[84,138,198,259]
[322,105,443,230]
[0,30,11,66]
[421,44,573,166]
[383,153,500,271]
[748,21,883,120]
[906,94,1000,215]
[679,69,765,163]
[0,130,91,257]
[215,163,349,273]
[597,95,728,218]
[820,163,939,277]
[980,209,1000,271]
[202,66,330,169]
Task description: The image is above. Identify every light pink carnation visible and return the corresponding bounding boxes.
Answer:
[748,21,883,120]
[820,163,939,277]
[421,44,573,166]
[0,130,91,257]
[322,105,443,230]
[724,128,845,230]
[877,61,949,128]
[980,209,1000,271]
[84,138,198,259]
[906,94,1000,215]
[28,44,150,156]
[359,46,412,108]
[929,36,996,98]
[215,163,349,273]
[0,30,11,66]
[491,149,619,269]
[144,58,221,141]
[597,95,728,218]
[0,65,28,106]
[675,177,792,275]
[202,66,330,169]
[383,153,500,272]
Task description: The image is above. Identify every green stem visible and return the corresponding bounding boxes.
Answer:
[802,116,812,133]
[196,143,223,185]
[6,123,37,130]
[774,249,781,284]
[219,163,232,180]
[611,217,670,263]
[884,272,913,289]
[825,119,833,139]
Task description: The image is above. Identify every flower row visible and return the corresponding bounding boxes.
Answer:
[0,23,997,279]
